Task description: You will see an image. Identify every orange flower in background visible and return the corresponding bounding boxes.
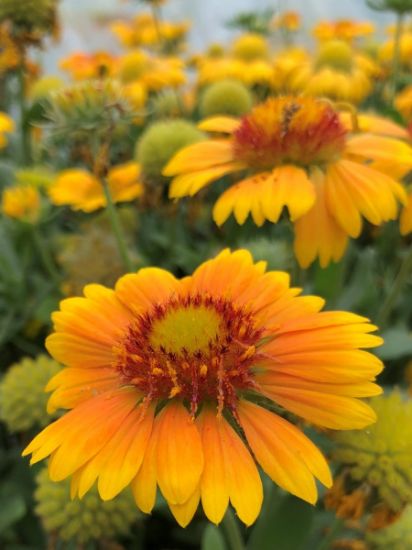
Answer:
[60,51,116,81]
[23,249,383,526]
[273,11,301,33]
[313,19,375,43]
[164,97,409,267]
[48,163,143,213]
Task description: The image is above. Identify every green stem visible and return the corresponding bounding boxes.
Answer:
[17,52,31,165]
[32,226,61,287]
[377,244,412,328]
[221,509,245,550]
[389,12,404,104]
[316,517,344,550]
[102,179,134,272]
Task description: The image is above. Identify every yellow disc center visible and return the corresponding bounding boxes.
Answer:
[316,40,353,72]
[149,305,223,355]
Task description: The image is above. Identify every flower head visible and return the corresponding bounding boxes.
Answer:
[329,392,412,517]
[136,120,204,182]
[0,355,61,432]
[289,40,374,104]
[35,468,137,544]
[199,79,253,118]
[24,249,383,527]
[45,80,135,142]
[49,163,143,213]
[59,51,116,81]
[165,96,409,267]
[231,33,269,61]
[2,184,41,222]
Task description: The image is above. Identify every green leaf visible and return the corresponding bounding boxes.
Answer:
[202,524,227,550]
[248,491,315,550]
[0,490,26,533]
[377,327,412,360]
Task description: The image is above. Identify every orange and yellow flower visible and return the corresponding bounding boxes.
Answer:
[48,163,143,213]
[2,184,41,222]
[23,249,383,527]
[164,97,409,267]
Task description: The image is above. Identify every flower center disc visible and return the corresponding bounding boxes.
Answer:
[149,305,223,355]
[232,96,347,169]
[115,295,264,415]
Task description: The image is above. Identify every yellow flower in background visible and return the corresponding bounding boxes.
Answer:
[313,19,375,43]
[400,189,412,235]
[2,184,41,222]
[142,56,186,91]
[118,49,149,83]
[48,163,143,213]
[24,249,382,526]
[111,13,189,49]
[271,47,310,92]
[197,57,272,87]
[59,51,116,80]
[379,33,412,71]
[328,392,412,520]
[0,111,14,148]
[165,96,409,267]
[289,40,373,104]
[231,33,269,61]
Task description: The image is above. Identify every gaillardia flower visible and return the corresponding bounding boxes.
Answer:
[24,250,383,527]
[49,163,143,213]
[164,97,409,267]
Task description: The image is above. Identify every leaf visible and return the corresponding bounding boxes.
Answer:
[248,491,315,550]
[0,490,26,533]
[377,327,412,360]
[202,524,227,550]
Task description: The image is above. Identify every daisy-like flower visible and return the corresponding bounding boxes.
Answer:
[23,249,383,527]
[288,40,375,104]
[49,163,143,213]
[164,96,409,267]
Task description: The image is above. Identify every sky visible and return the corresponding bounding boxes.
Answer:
[40,0,393,73]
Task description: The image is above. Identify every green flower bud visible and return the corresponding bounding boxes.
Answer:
[199,79,253,118]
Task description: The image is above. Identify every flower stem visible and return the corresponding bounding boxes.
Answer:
[221,509,245,550]
[389,12,404,104]
[150,3,164,51]
[17,51,31,165]
[102,179,134,272]
[377,244,412,328]
[32,226,61,288]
